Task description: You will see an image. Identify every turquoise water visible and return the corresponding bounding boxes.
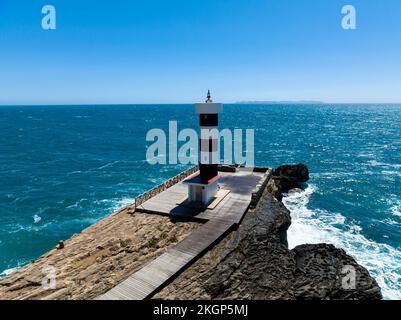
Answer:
[0,104,400,299]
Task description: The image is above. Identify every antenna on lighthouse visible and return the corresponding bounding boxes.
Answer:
[205,90,213,103]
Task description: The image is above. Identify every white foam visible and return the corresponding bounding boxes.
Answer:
[33,214,42,224]
[96,160,120,171]
[382,170,401,178]
[390,202,401,218]
[111,198,134,211]
[283,185,401,300]
[0,267,18,277]
[367,160,401,169]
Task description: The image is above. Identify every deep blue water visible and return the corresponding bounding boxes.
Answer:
[0,104,400,299]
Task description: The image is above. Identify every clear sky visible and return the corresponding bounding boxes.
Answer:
[0,0,400,104]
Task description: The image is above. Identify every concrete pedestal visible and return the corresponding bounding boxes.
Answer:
[183,172,220,206]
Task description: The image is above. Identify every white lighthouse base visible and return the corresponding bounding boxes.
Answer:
[182,172,222,207]
[187,180,219,205]
[179,174,230,210]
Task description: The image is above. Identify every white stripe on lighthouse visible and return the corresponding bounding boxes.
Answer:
[200,151,219,164]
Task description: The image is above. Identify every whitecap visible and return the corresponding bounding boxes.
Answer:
[283,185,401,300]
[368,160,401,169]
[96,160,120,171]
[66,170,83,176]
[66,198,88,210]
[367,160,381,167]
[0,267,18,277]
[33,214,42,224]
[384,219,400,226]
[111,198,134,211]
[390,202,401,218]
[381,170,401,178]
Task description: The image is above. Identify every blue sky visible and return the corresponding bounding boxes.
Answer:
[0,0,400,104]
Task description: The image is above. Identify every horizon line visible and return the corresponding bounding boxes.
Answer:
[1,101,401,107]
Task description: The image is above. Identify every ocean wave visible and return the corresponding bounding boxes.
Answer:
[384,218,400,226]
[283,185,401,300]
[66,161,122,176]
[381,170,401,178]
[66,198,89,210]
[0,257,32,278]
[0,267,19,277]
[96,160,121,171]
[358,151,376,158]
[110,197,134,211]
[66,170,83,176]
[7,220,52,234]
[390,201,401,218]
[367,160,401,169]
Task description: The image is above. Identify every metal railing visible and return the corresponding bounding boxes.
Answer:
[134,166,199,209]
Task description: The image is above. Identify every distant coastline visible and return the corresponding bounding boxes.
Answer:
[235,100,326,105]
[234,101,401,105]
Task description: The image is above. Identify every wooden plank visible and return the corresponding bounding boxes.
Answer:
[96,219,234,300]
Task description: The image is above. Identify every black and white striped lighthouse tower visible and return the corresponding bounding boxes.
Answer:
[198,90,221,182]
[184,90,222,205]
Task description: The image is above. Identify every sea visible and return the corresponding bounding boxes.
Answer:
[0,104,400,299]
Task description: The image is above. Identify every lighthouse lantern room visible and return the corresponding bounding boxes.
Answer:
[184,91,222,206]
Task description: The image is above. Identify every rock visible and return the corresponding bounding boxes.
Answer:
[56,241,64,250]
[291,244,382,300]
[43,288,69,300]
[154,192,382,300]
[265,178,283,201]
[288,188,302,194]
[272,163,309,199]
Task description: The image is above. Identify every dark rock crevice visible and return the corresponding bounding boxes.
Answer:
[271,163,309,201]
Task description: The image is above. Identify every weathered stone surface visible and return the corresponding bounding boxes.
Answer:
[291,244,382,300]
[265,177,283,202]
[154,192,382,300]
[0,209,199,300]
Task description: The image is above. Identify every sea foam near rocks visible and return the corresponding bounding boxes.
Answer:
[283,185,401,300]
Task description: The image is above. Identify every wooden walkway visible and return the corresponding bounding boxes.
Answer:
[97,169,271,300]
[97,219,233,300]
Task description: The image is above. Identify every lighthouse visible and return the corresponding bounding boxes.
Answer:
[184,91,222,206]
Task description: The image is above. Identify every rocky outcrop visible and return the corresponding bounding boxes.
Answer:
[154,192,382,300]
[272,163,309,201]
[291,244,382,300]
